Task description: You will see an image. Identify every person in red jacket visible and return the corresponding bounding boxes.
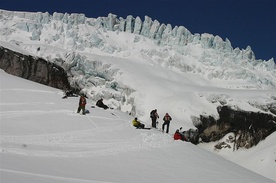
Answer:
[173,127,189,141]
[174,129,182,140]
[77,95,87,115]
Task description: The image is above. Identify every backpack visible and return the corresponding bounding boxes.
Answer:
[164,116,170,121]
[150,110,155,118]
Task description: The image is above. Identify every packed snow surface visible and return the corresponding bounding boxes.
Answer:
[1,70,275,183]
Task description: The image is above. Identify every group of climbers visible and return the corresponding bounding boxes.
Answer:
[76,95,109,115]
[77,95,172,133]
[76,95,197,143]
[133,109,172,133]
[133,109,199,144]
[149,109,172,133]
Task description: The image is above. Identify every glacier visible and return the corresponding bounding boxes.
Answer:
[0,9,275,125]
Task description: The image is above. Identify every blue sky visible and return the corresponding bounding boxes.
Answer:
[1,0,275,61]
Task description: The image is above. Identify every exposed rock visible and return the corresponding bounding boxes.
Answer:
[0,46,71,90]
[214,142,231,150]
[180,128,199,145]
[194,106,276,149]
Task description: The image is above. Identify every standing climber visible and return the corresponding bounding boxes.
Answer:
[162,113,172,133]
[150,109,159,128]
[77,94,87,115]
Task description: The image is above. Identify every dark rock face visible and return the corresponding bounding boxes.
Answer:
[0,46,71,90]
[195,106,276,149]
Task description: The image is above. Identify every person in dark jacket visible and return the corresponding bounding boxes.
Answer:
[162,113,172,133]
[96,98,109,109]
[77,95,87,115]
[150,109,159,128]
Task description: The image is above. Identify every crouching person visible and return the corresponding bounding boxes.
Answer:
[132,117,145,129]
[173,127,199,144]
[174,129,183,140]
[96,98,109,110]
[173,127,188,141]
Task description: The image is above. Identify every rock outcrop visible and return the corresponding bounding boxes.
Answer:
[0,46,71,90]
[195,106,276,149]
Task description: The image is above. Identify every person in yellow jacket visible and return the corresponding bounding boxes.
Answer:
[132,117,145,129]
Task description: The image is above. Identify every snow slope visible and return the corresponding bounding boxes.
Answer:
[1,70,276,183]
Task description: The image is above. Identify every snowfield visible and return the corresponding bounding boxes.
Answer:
[1,70,275,183]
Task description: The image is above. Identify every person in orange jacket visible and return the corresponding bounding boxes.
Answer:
[77,95,87,115]
[162,113,172,133]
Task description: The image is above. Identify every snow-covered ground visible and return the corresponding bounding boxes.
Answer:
[1,70,275,183]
